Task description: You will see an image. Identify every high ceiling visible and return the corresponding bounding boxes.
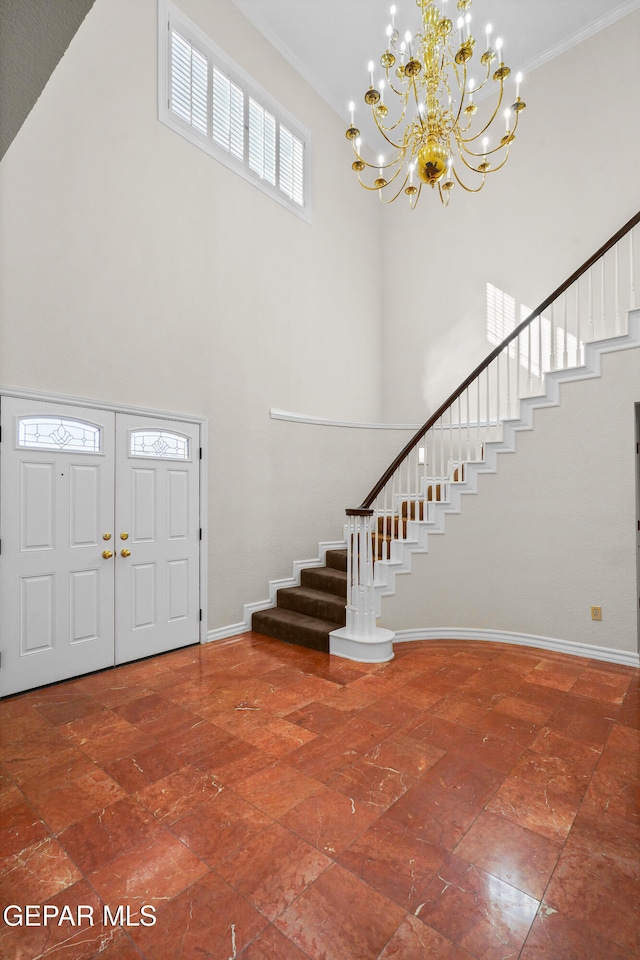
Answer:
[2,0,639,162]
[230,0,640,127]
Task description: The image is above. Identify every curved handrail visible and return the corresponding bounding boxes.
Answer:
[356,209,640,510]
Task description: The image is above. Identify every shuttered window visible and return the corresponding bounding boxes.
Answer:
[212,67,244,161]
[159,0,310,221]
[280,125,304,206]
[248,99,276,185]
[170,31,208,136]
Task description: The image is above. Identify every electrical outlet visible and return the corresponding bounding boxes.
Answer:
[591,606,602,621]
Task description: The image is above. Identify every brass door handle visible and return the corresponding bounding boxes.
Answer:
[103,533,112,541]
[102,550,113,559]
[121,549,131,558]
[120,533,129,540]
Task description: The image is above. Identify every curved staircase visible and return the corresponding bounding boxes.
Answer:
[250,212,640,659]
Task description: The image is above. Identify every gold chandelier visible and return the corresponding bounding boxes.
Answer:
[345,0,526,207]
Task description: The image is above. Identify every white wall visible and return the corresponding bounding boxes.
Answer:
[380,346,640,656]
[0,0,386,628]
[379,10,640,423]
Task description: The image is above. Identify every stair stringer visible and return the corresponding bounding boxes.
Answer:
[206,539,347,643]
[365,310,640,621]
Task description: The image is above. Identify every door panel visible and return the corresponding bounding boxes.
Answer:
[21,461,56,550]
[70,464,101,546]
[0,398,116,697]
[115,415,200,664]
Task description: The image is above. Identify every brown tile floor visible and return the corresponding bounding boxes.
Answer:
[0,634,638,960]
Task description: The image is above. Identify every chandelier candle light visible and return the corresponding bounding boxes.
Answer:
[346,0,526,207]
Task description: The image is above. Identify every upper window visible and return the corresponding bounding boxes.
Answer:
[129,430,190,461]
[17,417,102,453]
[158,0,310,220]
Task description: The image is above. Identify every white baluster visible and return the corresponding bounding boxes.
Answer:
[575,282,581,366]
[516,333,521,401]
[384,489,390,559]
[537,312,542,379]
[506,341,511,418]
[457,396,462,467]
[601,257,606,338]
[476,378,481,458]
[630,228,636,310]
[407,450,412,526]
[527,323,532,388]
[550,303,556,371]
[466,389,471,460]
[615,244,620,335]
[588,268,594,339]
[563,292,568,369]
[449,409,454,476]
[373,494,380,564]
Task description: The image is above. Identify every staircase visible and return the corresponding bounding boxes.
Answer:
[250,212,640,660]
[252,549,348,652]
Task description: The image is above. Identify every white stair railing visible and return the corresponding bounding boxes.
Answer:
[338,212,640,655]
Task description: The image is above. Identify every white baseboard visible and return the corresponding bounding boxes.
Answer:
[205,622,250,643]
[393,627,640,668]
[206,622,638,669]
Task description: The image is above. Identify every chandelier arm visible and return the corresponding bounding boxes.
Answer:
[456,142,511,176]
[458,82,506,144]
[356,165,405,192]
[379,176,414,204]
[387,76,410,98]
[372,94,412,138]
[510,105,524,136]
[371,124,409,151]
[437,181,452,206]
[477,147,512,173]
[450,58,469,127]
[452,168,488,193]
[373,110,413,140]
[356,157,406,185]
[470,56,494,95]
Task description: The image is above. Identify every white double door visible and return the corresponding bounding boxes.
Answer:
[0,397,201,697]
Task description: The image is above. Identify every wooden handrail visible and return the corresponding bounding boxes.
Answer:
[356,209,640,510]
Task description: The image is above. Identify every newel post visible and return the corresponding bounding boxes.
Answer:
[329,509,395,663]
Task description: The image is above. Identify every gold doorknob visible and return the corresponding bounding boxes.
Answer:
[102,550,113,559]
[103,533,112,541]
[120,532,129,540]
[121,549,131,558]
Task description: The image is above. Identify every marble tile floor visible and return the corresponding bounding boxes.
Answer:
[0,633,638,960]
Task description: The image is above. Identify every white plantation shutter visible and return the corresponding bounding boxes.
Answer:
[248,99,276,185]
[212,67,244,161]
[279,125,304,206]
[170,30,208,136]
[160,1,310,220]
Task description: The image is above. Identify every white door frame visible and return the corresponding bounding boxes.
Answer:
[0,386,208,649]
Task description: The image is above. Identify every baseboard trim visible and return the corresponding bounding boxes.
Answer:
[393,627,640,668]
[206,622,250,643]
